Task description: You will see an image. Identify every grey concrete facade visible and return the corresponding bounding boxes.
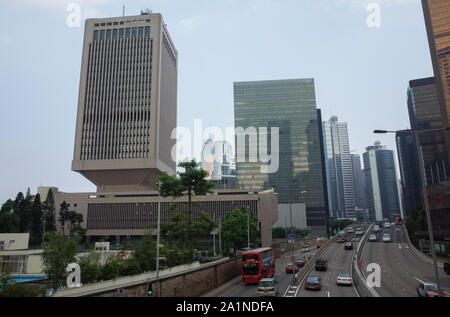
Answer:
[44,187,278,248]
[72,13,178,193]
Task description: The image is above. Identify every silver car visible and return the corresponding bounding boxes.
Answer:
[337,273,353,286]
[256,278,279,297]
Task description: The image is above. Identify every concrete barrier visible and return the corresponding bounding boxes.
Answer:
[52,257,241,297]
[352,223,379,297]
[402,224,444,270]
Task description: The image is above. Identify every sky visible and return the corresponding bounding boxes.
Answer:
[0,0,433,204]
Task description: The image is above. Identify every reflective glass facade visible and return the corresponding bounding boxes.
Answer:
[234,79,328,235]
[408,77,448,184]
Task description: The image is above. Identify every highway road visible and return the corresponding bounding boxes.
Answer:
[295,224,370,297]
[361,224,450,297]
[217,248,317,297]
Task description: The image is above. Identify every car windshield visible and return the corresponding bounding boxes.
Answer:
[384,234,389,237]
[425,284,438,292]
[259,281,274,288]
[339,273,350,278]
[307,277,319,283]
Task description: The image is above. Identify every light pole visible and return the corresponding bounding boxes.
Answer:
[247,205,250,250]
[156,181,162,279]
[374,127,450,296]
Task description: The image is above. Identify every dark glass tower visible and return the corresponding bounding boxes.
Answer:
[396,133,421,218]
[234,78,328,236]
[363,144,402,222]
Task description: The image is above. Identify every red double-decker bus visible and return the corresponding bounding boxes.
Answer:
[241,248,275,284]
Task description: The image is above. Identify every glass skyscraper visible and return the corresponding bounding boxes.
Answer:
[234,79,328,236]
[322,116,356,219]
[363,143,402,222]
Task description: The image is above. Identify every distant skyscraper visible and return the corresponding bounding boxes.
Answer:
[396,133,421,218]
[363,143,402,222]
[202,140,235,181]
[351,154,366,211]
[422,0,450,166]
[71,13,178,192]
[322,116,356,219]
[234,78,329,236]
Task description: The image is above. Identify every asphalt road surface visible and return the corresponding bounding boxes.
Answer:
[361,224,450,297]
[295,225,370,297]
[218,248,317,297]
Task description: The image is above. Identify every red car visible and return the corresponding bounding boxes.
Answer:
[416,282,448,297]
[285,264,299,274]
[295,259,306,268]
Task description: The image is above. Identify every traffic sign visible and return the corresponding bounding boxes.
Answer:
[288,234,295,243]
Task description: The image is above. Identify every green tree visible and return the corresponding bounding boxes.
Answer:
[21,188,33,233]
[160,211,217,250]
[0,199,19,233]
[330,219,355,233]
[13,192,25,231]
[221,207,260,256]
[1,199,14,213]
[78,253,101,284]
[0,271,41,297]
[132,234,156,272]
[30,194,44,246]
[157,160,215,248]
[58,201,69,236]
[43,188,56,232]
[406,209,428,247]
[66,210,85,238]
[41,232,79,291]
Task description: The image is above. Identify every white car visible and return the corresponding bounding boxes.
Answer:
[356,228,364,235]
[383,233,391,242]
[384,222,391,229]
[348,227,355,233]
[256,278,279,297]
[337,273,353,286]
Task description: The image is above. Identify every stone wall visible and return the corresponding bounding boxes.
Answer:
[91,257,241,297]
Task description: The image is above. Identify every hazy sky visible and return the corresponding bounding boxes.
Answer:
[0,0,433,204]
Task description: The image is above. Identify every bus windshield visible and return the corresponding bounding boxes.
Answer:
[242,254,258,262]
[243,261,259,275]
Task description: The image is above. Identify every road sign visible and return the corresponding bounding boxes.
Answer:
[288,234,295,243]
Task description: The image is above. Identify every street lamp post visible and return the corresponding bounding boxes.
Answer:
[374,127,450,296]
[156,181,162,279]
[247,206,250,250]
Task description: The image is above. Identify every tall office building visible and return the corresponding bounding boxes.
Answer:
[234,79,329,236]
[422,0,450,167]
[396,133,421,218]
[363,143,402,222]
[71,13,178,193]
[48,12,279,245]
[396,77,447,219]
[408,77,448,184]
[322,116,356,219]
[351,154,366,211]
